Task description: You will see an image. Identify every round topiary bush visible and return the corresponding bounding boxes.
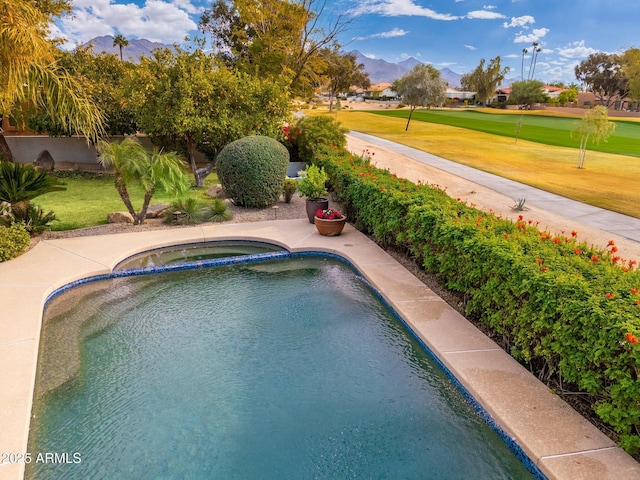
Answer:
[217,136,289,208]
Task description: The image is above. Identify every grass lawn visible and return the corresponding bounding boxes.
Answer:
[323,110,640,219]
[366,108,640,157]
[35,172,220,231]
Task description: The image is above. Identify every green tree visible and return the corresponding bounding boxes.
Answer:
[509,80,547,109]
[575,53,628,107]
[460,56,509,106]
[572,105,616,169]
[0,0,104,162]
[320,48,370,111]
[113,34,129,61]
[199,0,352,96]
[622,48,640,101]
[97,137,190,225]
[392,64,447,131]
[28,45,137,136]
[557,87,579,106]
[128,45,290,187]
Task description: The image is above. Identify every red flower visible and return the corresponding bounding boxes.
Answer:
[571,230,578,237]
[611,246,619,253]
[591,255,600,262]
[553,237,561,244]
[536,258,544,264]
[541,267,549,272]
[605,293,615,299]
[625,333,639,344]
[608,240,616,246]
[574,248,582,255]
[315,208,344,220]
[631,288,639,295]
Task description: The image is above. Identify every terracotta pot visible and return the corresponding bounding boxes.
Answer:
[314,216,346,236]
[305,198,329,224]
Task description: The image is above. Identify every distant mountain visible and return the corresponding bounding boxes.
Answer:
[82,36,171,61]
[352,51,407,85]
[350,50,463,88]
[396,57,422,71]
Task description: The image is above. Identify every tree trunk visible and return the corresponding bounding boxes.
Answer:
[577,135,589,169]
[0,132,14,162]
[329,92,334,112]
[405,106,416,131]
[114,175,137,220]
[136,188,154,225]
[186,136,202,187]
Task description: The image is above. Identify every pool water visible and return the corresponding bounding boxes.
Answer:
[30,257,536,479]
[114,240,285,270]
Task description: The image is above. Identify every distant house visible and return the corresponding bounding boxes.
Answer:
[445,87,475,100]
[577,92,639,111]
[542,85,564,99]
[364,83,398,100]
[495,88,511,103]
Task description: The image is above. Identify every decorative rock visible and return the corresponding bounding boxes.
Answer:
[206,184,226,198]
[145,203,169,218]
[34,150,55,172]
[107,212,134,224]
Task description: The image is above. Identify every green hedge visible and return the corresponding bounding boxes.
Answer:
[0,223,30,262]
[314,145,640,454]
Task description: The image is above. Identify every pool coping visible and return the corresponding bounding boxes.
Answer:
[1,219,639,479]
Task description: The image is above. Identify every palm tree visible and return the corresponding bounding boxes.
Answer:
[113,34,129,61]
[97,138,190,225]
[521,48,528,80]
[0,0,104,162]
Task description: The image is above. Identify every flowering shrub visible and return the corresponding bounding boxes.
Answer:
[280,124,301,162]
[315,208,344,220]
[313,144,640,455]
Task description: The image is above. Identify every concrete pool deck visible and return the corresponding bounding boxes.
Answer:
[1,219,640,479]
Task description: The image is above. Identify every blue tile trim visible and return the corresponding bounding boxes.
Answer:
[43,245,546,479]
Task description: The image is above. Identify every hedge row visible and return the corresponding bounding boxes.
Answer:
[314,145,640,454]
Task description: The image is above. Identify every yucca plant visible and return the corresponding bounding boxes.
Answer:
[0,162,65,218]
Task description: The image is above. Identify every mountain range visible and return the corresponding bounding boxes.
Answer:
[81,37,501,89]
[82,35,170,61]
[350,50,464,88]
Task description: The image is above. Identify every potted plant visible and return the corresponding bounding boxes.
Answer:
[314,208,346,236]
[282,178,297,203]
[297,164,329,223]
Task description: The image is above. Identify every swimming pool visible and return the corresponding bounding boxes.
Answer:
[29,254,539,479]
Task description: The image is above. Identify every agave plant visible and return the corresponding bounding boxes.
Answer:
[0,162,65,218]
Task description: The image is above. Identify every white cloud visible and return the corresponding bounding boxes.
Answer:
[514,28,549,43]
[61,0,198,44]
[503,15,534,29]
[353,27,409,41]
[483,5,497,9]
[557,40,598,59]
[363,52,378,59]
[466,10,506,20]
[464,44,477,50]
[350,0,459,20]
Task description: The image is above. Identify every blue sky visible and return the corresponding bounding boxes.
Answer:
[54,0,639,84]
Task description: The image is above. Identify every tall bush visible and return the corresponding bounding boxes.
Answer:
[217,136,289,208]
[292,116,347,163]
